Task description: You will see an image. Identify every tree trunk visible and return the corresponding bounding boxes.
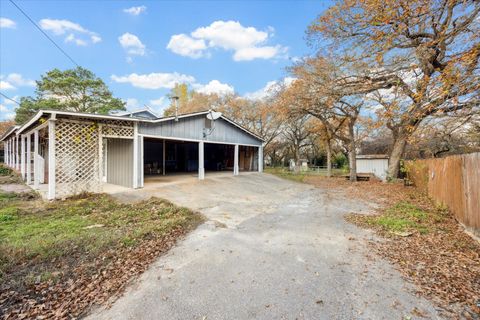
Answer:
[388,134,407,179]
[326,140,332,178]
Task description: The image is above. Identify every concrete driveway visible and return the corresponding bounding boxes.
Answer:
[87,173,442,320]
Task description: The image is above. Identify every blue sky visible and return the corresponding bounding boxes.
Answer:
[0,0,331,120]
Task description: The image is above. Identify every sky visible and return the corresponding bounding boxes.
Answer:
[0,0,331,120]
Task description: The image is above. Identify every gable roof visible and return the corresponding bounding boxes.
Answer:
[114,107,159,119]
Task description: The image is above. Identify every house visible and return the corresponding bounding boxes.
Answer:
[1,109,264,200]
[356,154,389,181]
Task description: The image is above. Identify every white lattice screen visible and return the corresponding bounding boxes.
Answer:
[55,120,100,198]
[101,122,134,138]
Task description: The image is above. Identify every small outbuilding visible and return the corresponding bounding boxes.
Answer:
[356,154,389,181]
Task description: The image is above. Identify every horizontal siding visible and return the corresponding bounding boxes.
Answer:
[107,138,133,188]
[139,116,262,146]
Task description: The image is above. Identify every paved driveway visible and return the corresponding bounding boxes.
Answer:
[87,173,441,320]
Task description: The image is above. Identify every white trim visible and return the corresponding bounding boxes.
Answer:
[47,118,56,199]
[133,123,139,188]
[103,135,134,139]
[23,121,49,136]
[16,109,264,142]
[139,134,261,148]
[16,110,140,135]
[15,135,19,170]
[198,141,205,180]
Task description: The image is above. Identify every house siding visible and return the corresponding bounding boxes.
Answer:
[107,138,133,188]
[139,116,262,146]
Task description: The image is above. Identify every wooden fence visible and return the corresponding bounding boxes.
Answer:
[405,152,480,238]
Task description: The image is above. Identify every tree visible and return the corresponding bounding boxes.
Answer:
[15,67,125,123]
[308,0,480,178]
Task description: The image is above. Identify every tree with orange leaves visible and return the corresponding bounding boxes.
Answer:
[308,0,480,178]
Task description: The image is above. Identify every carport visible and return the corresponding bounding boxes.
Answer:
[137,111,263,185]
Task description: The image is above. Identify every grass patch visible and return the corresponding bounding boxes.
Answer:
[265,166,345,183]
[354,201,441,235]
[0,193,204,282]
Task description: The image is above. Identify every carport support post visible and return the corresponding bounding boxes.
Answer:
[26,134,31,185]
[4,141,8,167]
[133,123,139,189]
[258,145,263,172]
[16,135,19,170]
[198,141,205,180]
[20,135,25,180]
[33,130,39,189]
[234,144,239,176]
[47,117,56,200]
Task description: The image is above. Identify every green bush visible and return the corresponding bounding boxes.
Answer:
[0,164,12,176]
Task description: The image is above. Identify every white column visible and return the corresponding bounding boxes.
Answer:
[140,135,144,188]
[98,124,103,184]
[258,145,264,173]
[133,123,139,189]
[4,141,7,166]
[20,135,26,179]
[162,139,166,175]
[15,135,19,170]
[198,141,205,180]
[34,130,39,189]
[48,119,56,200]
[26,134,32,184]
[7,139,10,167]
[234,144,239,176]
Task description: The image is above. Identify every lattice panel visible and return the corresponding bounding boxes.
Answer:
[55,120,100,198]
[101,122,134,138]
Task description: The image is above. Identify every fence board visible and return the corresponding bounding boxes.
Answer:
[406,152,480,237]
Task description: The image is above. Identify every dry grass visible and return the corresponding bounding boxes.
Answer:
[0,191,204,319]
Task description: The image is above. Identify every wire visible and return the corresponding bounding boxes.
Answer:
[0,92,20,105]
[9,0,80,67]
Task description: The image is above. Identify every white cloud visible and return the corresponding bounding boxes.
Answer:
[125,98,140,109]
[194,80,234,95]
[166,20,287,61]
[118,33,146,56]
[3,73,35,87]
[111,72,196,89]
[0,81,16,91]
[3,95,19,105]
[149,97,166,106]
[91,35,102,43]
[123,6,147,16]
[167,34,207,59]
[65,33,87,46]
[39,18,101,45]
[0,17,16,29]
[244,77,296,100]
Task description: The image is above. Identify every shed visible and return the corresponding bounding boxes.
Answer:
[356,154,389,181]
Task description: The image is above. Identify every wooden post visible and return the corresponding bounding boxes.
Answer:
[15,135,19,170]
[140,135,144,187]
[26,134,31,184]
[47,118,56,200]
[20,135,25,179]
[4,141,8,166]
[258,145,263,172]
[34,130,39,189]
[198,141,205,180]
[98,124,103,184]
[133,123,139,188]
[162,139,166,175]
[234,144,239,176]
